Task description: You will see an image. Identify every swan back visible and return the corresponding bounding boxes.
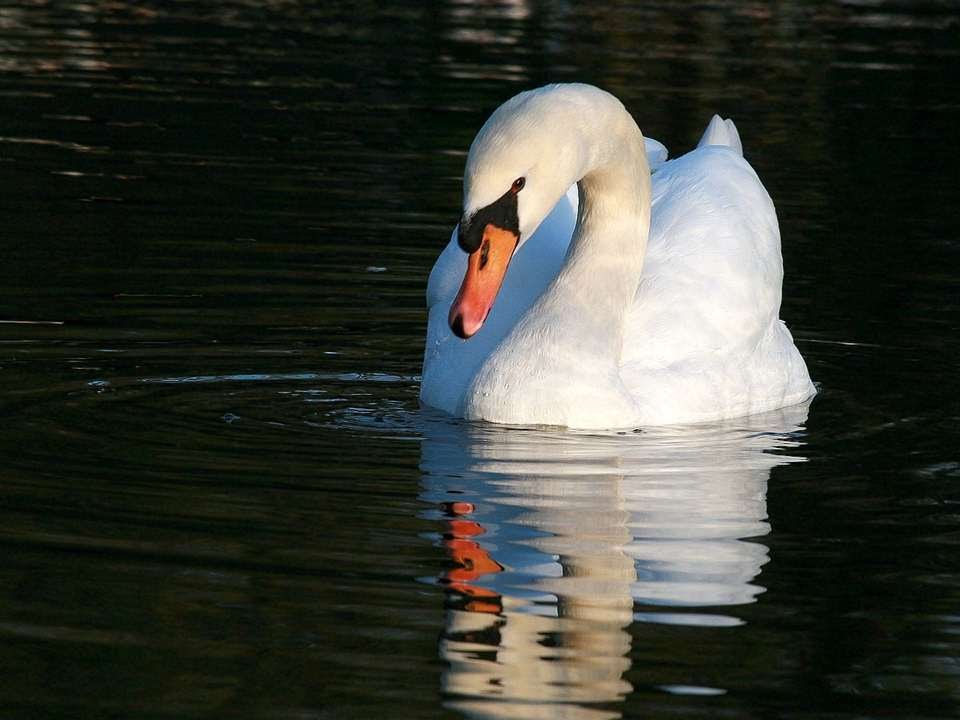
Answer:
[621,141,814,423]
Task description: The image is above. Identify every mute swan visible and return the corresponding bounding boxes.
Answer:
[421,83,815,429]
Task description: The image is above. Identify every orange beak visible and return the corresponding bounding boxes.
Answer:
[448,223,519,339]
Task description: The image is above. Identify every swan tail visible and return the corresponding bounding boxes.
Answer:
[697,114,743,156]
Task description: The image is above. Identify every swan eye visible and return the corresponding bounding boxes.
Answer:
[511,177,525,193]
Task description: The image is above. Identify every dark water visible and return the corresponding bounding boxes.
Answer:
[2,1,959,718]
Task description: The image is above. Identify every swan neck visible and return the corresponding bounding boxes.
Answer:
[558,119,651,360]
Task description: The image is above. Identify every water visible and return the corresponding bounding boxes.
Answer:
[1,1,959,718]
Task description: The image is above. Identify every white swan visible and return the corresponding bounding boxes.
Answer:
[421,83,815,429]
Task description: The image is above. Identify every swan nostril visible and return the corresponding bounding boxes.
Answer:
[450,314,468,339]
[479,240,490,270]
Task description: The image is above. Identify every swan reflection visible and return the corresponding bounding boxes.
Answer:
[419,403,809,719]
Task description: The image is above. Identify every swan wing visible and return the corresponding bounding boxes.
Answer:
[622,125,814,422]
[645,136,669,170]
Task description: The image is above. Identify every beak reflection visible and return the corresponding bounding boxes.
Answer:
[419,401,812,718]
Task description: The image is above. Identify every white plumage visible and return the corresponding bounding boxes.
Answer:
[421,84,815,428]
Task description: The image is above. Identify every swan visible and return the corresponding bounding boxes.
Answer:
[421,83,815,429]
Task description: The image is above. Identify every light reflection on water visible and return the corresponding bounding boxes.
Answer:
[420,403,809,718]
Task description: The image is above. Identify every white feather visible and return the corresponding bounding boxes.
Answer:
[421,84,815,429]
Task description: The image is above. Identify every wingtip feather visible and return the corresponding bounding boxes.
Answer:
[697,114,743,156]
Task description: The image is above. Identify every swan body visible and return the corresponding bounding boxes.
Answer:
[421,84,815,429]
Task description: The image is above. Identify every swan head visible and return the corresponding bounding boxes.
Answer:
[449,84,620,339]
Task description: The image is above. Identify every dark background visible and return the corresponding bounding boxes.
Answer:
[0,2,958,718]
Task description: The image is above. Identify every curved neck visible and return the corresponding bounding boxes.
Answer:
[547,118,651,363]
